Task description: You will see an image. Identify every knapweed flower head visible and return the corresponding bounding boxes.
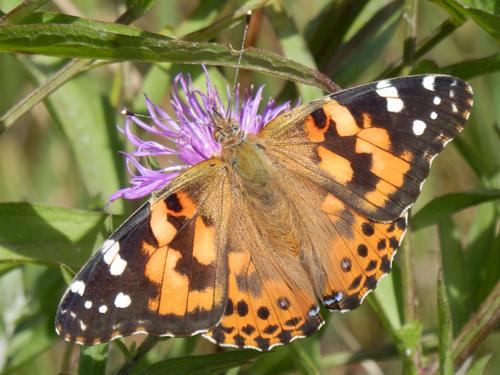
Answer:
[110,67,293,202]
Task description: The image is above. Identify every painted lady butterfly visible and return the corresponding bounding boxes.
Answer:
[56,74,473,351]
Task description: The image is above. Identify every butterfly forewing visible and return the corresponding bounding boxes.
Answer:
[56,159,230,345]
[261,75,473,222]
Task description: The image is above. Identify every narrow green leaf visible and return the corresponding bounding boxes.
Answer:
[465,354,492,375]
[428,0,500,42]
[334,13,401,86]
[412,190,500,231]
[440,53,500,79]
[326,0,403,76]
[59,263,76,285]
[0,23,336,91]
[0,203,121,269]
[438,218,470,331]
[437,271,454,375]
[465,204,499,310]
[78,344,109,375]
[18,11,167,38]
[137,350,262,375]
[0,0,48,25]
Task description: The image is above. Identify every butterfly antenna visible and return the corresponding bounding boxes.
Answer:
[227,10,252,121]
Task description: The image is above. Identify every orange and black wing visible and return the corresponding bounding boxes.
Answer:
[261,75,473,222]
[260,75,473,310]
[204,189,324,351]
[55,159,230,345]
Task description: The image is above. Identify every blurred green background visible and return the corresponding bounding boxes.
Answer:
[0,0,498,374]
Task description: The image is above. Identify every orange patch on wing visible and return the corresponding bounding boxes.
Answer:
[145,246,167,284]
[304,116,328,142]
[358,128,391,150]
[150,201,177,246]
[193,216,217,265]
[355,138,411,187]
[166,191,197,218]
[187,288,216,311]
[323,100,360,136]
[158,248,189,315]
[317,145,353,184]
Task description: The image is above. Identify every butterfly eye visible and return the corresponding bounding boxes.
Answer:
[231,122,240,132]
[214,129,224,143]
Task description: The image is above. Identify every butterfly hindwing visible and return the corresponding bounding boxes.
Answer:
[261,75,473,222]
[204,185,324,351]
[56,159,230,344]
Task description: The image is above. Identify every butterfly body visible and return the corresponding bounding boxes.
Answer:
[56,75,473,351]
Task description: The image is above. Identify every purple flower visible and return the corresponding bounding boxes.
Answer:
[110,67,292,202]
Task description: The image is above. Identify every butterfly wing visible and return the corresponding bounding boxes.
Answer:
[260,75,473,222]
[204,186,324,351]
[56,158,230,345]
[259,75,473,310]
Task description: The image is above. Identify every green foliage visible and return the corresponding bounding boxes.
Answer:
[0,0,498,374]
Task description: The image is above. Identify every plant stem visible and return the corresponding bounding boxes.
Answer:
[451,282,500,368]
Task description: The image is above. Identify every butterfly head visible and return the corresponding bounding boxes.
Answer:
[210,107,245,148]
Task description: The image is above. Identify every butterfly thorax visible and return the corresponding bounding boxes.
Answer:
[222,135,303,257]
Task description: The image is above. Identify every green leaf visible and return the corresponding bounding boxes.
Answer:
[19,57,126,210]
[465,354,492,375]
[78,344,109,375]
[15,12,166,38]
[412,190,500,231]
[429,0,500,42]
[137,350,262,375]
[0,202,121,269]
[0,23,336,91]
[438,218,470,331]
[0,0,48,25]
[437,271,454,375]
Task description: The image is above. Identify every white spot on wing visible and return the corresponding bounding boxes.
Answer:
[376,84,404,113]
[449,90,455,98]
[430,111,438,120]
[102,240,120,265]
[109,254,127,276]
[70,280,86,296]
[433,96,441,105]
[114,292,132,308]
[452,103,458,112]
[79,320,87,331]
[376,80,391,89]
[376,85,398,98]
[99,305,108,314]
[412,120,427,136]
[387,98,404,112]
[84,300,92,309]
[423,76,435,91]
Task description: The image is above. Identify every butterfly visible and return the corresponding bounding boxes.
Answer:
[56,74,473,351]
